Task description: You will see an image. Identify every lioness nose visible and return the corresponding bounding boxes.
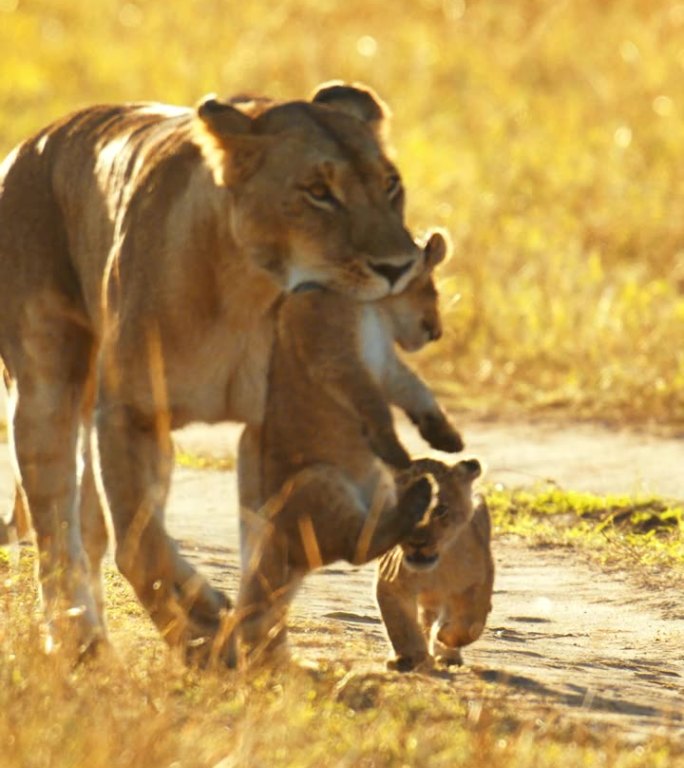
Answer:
[370,259,414,287]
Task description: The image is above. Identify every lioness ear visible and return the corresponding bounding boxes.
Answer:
[423,229,451,271]
[453,458,482,482]
[194,95,265,186]
[311,81,390,139]
[198,95,253,135]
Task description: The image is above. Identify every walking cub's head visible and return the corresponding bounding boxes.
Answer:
[398,457,482,571]
[381,229,448,353]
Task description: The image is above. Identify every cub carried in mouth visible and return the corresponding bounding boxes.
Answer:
[235,231,463,664]
[376,457,494,672]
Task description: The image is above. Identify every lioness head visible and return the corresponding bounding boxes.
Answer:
[399,457,482,571]
[381,229,448,352]
[194,82,421,300]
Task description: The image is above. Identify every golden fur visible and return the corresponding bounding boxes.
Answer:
[376,458,494,671]
[234,233,463,664]
[0,83,423,661]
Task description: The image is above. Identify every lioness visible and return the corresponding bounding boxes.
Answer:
[376,458,494,671]
[234,232,463,664]
[0,82,424,660]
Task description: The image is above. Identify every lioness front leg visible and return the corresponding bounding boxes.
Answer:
[95,398,231,664]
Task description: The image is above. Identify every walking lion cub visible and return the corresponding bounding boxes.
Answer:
[376,457,494,671]
[234,231,463,663]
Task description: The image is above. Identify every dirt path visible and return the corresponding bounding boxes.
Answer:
[1,416,683,740]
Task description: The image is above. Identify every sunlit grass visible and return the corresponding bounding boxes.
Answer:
[174,449,236,472]
[488,485,684,577]
[1,548,681,768]
[0,1,683,430]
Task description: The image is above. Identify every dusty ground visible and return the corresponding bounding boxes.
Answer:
[1,414,683,742]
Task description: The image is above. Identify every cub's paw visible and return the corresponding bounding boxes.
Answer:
[387,654,434,673]
[418,413,464,453]
[435,648,464,668]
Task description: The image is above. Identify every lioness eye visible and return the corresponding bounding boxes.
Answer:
[304,181,338,208]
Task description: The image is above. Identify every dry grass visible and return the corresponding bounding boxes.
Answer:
[1,0,683,430]
[1,548,682,768]
[487,484,684,612]
[2,2,684,765]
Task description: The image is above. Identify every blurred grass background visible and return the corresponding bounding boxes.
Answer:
[1,0,683,430]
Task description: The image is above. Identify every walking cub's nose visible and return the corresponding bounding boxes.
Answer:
[423,319,442,341]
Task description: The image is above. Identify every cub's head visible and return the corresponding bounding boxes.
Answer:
[398,457,482,571]
[194,82,421,300]
[381,229,448,352]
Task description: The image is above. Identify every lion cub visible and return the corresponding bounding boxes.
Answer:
[375,457,493,671]
[235,232,463,662]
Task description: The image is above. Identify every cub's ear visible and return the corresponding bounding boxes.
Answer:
[423,229,451,271]
[311,81,390,138]
[453,458,482,482]
[194,95,266,186]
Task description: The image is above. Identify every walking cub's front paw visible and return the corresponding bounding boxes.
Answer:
[387,653,434,673]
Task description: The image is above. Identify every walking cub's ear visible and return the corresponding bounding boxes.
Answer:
[311,81,390,140]
[422,229,451,271]
[453,458,482,482]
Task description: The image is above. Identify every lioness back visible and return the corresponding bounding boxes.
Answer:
[376,458,494,671]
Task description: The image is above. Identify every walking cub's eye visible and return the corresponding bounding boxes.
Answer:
[432,503,449,520]
[303,181,339,209]
[385,173,402,200]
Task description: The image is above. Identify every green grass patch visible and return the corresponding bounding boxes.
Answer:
[488,485,684,576]
[175,449,235,472]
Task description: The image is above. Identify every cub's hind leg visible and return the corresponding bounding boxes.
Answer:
[235,466,432,665]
